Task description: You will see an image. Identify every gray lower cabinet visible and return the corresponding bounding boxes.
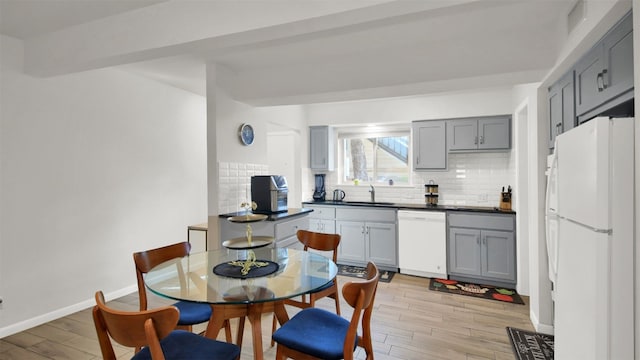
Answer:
[335,207,397,271]
[336,220,397,269]
[336,221,367,263]
[412,120,447,170]
[306,204,336,234]
[447,116,511,151]
[574,11,633,122]
[447,212,516,287]
[548,70,576,149]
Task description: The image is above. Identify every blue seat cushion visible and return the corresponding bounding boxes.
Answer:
[173,301,212,325]
[272,307,356,360]
[132,330,240,360]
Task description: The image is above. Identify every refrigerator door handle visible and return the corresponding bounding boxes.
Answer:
[545,148,560,281]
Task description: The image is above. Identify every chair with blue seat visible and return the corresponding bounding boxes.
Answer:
[92,291,240,360]
[134,242,233,341]
[272,261,379,360]
[270,229,342,344]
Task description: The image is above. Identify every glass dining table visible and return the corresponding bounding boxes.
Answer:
[144,246,338,360]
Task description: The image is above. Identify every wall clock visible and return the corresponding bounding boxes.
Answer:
[239,123,255,146]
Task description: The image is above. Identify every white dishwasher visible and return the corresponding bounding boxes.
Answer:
[398,210,447,278]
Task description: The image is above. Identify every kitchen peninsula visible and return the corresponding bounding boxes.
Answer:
[218,208,312,249]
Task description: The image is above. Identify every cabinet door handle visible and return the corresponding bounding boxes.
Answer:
[474,136,478,145]
[479,135,484,144]
[597,72,604,92]
[601,69,608,89]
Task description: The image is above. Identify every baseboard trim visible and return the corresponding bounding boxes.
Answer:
[530,308,555,335]
[0,284,137,338]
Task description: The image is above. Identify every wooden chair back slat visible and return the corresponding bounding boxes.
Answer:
[133,242,191,310]
[296,229,341,262]
[93,291,179,359]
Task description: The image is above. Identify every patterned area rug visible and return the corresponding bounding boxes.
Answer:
[506,327,554,360]
[428,278,524,304]
[337,264,394,283]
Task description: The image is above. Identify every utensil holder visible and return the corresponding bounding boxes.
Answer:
[500,192,512,210]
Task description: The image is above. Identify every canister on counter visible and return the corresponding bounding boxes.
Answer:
[425,194,439,206]
[425,180,439,206]
[425,180,439,194]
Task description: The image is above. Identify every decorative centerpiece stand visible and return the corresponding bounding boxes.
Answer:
[214,202,278,278]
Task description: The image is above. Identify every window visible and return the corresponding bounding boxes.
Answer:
[340,131,410,185]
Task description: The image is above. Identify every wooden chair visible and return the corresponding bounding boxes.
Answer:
[93,291,240,360]
[271,261,379,360]
[271,230,341,343]
[133,242,234,341]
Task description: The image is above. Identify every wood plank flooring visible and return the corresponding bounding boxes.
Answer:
[0,274,533,359]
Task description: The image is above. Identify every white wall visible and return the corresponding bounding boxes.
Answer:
[0,35,208,336]
[206,64,307,246]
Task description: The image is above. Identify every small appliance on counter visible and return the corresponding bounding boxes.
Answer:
[425,180,438,206]
[251,175,288,213]
[500,186,512,211]
[312,174,326,201]
[332,189,346,201]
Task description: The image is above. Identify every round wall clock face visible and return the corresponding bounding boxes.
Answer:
[239,123,254,145]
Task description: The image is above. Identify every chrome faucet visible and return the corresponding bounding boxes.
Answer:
[369,184,375,202]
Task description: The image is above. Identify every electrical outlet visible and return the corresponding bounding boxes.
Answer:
[478,193,488,202]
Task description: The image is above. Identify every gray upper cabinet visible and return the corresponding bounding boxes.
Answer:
[575,11,633,122]
[412,120,446,170]
[447,116,511,151]
[309,126,335,171]
[547,70,576,149]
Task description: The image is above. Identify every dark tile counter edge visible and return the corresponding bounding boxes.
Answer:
[303,201,515,214]
[219,208,314,221]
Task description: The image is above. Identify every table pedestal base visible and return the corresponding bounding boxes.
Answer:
[205,301,290,360]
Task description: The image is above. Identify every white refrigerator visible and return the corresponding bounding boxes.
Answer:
[545,116,634,360]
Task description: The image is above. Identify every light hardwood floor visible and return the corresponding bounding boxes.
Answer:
[0,274,533,359]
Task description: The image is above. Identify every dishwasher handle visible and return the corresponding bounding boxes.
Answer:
[397,211,445,222]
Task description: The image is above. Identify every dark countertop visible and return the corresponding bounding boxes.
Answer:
[218,207,314,221]
[303,200,515,214]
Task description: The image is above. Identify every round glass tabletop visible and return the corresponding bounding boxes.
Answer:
[144,247,338,305]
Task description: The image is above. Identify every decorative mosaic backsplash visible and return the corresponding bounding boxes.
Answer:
[218,162,269,214]
[310,151,516,208]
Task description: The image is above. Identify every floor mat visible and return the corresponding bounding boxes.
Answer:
[506,327,554,360]
[337,264,394,283]
[428,278,524,304]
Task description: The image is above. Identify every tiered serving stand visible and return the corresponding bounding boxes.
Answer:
[215,213,277,278]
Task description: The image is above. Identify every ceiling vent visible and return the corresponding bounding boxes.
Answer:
[567,0,585,34]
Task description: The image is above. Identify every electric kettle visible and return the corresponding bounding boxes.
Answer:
[333,189,346,201]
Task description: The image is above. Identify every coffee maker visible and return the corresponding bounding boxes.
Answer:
[312,174,326,201]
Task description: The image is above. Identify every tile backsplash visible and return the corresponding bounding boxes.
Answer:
[309,151,516,208]
[218,162,269,214]
[220,152,515,213]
